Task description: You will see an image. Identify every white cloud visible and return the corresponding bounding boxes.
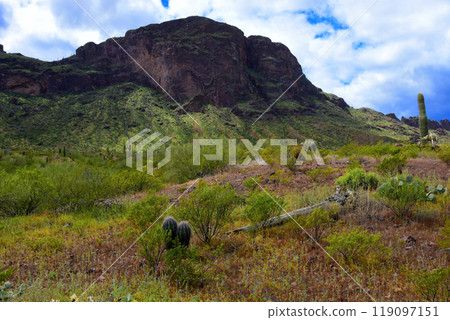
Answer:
[0,0,449,119]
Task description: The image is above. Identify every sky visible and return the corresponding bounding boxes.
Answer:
[0,0,449,121]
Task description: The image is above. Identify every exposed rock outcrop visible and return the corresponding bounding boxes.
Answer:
[401,116,450,131]
[386,113,399,121]
[0,16,344,112]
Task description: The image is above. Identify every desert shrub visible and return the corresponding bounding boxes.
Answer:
[437,145,450,165]
[335,168,379,191]
[270,169,293,184]
[128,195,170,271]
[287,147,300,171]
[325,227,392,269]
[0,168,52,217]
[139,226,170,272]
[242,176,262,190]
[306,167,337,183]
[243,189,285,232]
[0,265,15,283]
[376,154,407,176]
[297,206,336,241]
[346,157,363,170]
[337,142,399,159]
[177,181,238,244]
[375,175,428,219]
[44,163,121,211]
[128,194,169,232]
[163,144,228,184]
[438,220,450,250]
[408,267,449,302]
[401,144,420,159]
[260,146,280,166]
[113,169,162,194]
[164,243,204,288]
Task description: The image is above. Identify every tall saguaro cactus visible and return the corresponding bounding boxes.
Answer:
[418,93,429,140]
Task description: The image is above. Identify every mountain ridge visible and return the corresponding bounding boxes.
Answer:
[0,16,448,148]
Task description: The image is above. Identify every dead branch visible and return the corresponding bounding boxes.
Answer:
[228,189,351,234]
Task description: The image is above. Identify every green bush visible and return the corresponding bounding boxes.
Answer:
[164,243,204,288]
[113,169,162,194]
[243,189,285,232]
[139,226,170,272]
[375,175,428,219]
[0,265,15,283]
[376,154,407,176]
[44,164,112,211]
[438,220,450,250]
[408,267,449,302]
[0,168,52,217]
[128,195,170,271]
[437,145,450,165]
[128,194,169,232]
[325,227,392,269]
[270,169,293,184]
[337,142,400,159]
[162,144,228,184]
[335,168,379,191]
[242,176,262,190]
[177,181,238,244]
[297,206,336,241]
[306,167,337,183]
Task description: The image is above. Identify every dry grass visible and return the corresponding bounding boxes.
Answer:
[0,157,449,302]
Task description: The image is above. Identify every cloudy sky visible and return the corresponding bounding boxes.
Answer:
[0,0,449,121]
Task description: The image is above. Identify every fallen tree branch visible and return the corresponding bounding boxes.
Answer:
[228,189,352,234]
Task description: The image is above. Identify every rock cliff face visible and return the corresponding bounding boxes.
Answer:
[0,16,341,112]
[401,116,450,131]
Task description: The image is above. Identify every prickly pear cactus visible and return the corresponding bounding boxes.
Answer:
[176,221,192,247]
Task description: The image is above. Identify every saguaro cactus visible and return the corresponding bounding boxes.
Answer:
[418,93,429,140]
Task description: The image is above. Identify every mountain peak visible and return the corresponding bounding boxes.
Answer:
[0,16,344,114]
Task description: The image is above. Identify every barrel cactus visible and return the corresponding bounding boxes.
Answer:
[176,221,192,247]
[418,93,429,143]
[162,216,178,249]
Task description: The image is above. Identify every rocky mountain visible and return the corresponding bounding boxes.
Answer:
[0,16,344,113]
[0,16,448,149]
[400,116,450,131]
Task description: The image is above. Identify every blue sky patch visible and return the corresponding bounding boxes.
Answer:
[161,0,169,8]
[352,41,366,50]
[0,3,10,30]
[314,31,332,39]
[298,10,348,30]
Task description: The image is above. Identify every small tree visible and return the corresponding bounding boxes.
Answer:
[298,206,336,242]
[376,154,407,176]
[409,267,449,302]
[375,175,427,219]
[128,195,170,272]
[335,168,379,191]
[243,189,284,233]
[177,181,238,244]
[325,227,392,269]
[0,168,52,217]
